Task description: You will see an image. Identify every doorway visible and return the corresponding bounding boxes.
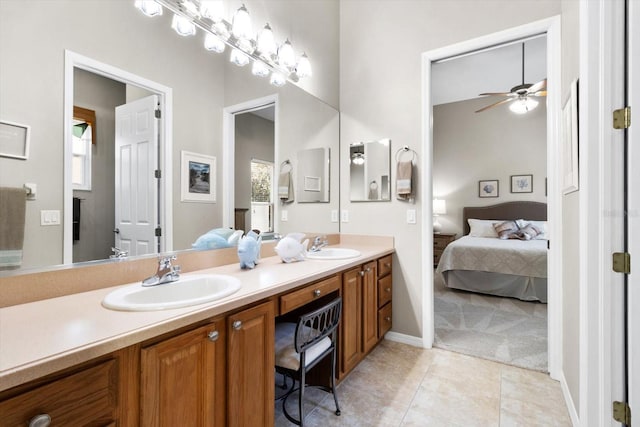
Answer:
[63,50,173,263]
[421,17,562,378]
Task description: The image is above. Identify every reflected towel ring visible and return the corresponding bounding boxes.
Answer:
[395,145,417,162]
[280,159,292,173]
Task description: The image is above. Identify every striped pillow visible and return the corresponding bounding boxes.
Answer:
[493,220,519,240]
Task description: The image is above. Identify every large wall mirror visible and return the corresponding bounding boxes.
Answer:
[349,139,391,202]
[0,1,340,275]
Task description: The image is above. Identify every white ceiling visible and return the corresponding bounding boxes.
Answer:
[432,36,547,106]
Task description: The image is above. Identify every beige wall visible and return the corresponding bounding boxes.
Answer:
[433,97,547,236]
[561,0,581,413]
[339,0,561,337]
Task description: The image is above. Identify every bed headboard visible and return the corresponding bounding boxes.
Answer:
[462,201,547,235]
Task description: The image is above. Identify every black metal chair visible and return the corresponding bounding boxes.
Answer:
[274,297,342,426]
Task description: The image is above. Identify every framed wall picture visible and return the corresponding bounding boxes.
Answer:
[0,120,30,160]
[181,151,216,203]
[563,79,579,194]
[478,179,499,198]
[511,174,533,193]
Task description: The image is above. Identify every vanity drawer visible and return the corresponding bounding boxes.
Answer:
[378,275,392,308]
[378,303,392,338]
[280,275,341,315]
[0,359,117,426]
[377,255,392,277]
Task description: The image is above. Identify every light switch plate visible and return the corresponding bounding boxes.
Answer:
[407,209,417,224]
[331,210,339,222]
[41,210,61,226]
[281,210,288,221]
[341,210,349,223]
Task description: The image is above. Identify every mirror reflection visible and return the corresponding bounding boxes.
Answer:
[349,139,391,202]
[297,147,330,203]
[0,0,339,274]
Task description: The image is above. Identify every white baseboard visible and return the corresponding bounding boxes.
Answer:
[559,371,580,426]
[384,331,424,348]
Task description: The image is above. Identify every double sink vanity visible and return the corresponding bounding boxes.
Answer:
[0,235,394,426]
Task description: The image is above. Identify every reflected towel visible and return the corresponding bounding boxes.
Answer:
[396,160,413,201]
[0,187,26,269]
[278,171,294,203]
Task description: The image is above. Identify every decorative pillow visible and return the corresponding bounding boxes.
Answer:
[516,219,548,239]
[516,224,542,240]
[493,220,519,240]
[467,219,499,237]
[192,232,231,250]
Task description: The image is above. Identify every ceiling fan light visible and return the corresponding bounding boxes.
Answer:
[204,34,225,53]
[509,97,539,114]
[134,0,163,17]
[232,4,252,40]
[200,0,224,22]
[352,152,365,165]
[171,14,196,36]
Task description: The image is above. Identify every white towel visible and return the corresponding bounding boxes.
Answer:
[396,161,413,201]
[278,171,294,203]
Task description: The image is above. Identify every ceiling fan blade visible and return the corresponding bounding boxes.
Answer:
[475,98,513,113]
[478,92,514,97]
[527,78,547,94]
[531,90,547,97]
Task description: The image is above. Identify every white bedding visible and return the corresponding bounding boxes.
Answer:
[435,236,547,278]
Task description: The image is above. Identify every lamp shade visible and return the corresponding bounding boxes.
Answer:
[433,199,447,215]
[509,97,539,114]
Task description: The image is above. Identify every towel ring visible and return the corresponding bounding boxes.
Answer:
[280,159,292,173]
[395,146,417,162]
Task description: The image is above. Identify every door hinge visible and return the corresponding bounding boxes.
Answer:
[155,227,162,237]
[613,400,631,425]
[613,252,631,274]
[613,106,631,129]
[155,169,161,179]
[155,108,161,119]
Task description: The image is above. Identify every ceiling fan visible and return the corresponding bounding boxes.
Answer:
[475,42,547,114]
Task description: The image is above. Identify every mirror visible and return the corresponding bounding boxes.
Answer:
[349,139,391,202]
[0,1,340,274]
[297,148,330,203]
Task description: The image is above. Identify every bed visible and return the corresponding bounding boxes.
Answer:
[435,201,548,302]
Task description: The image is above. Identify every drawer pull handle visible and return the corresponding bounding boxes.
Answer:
[385,316,392,322]
[313,289,321,297]
[208,330,219,342]
[386,287,391,293]
[232,320,242,330]
[29,414,51,427]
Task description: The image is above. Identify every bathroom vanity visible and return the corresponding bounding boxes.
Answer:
[0,236,393,426]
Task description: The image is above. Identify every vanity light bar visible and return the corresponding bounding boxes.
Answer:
[148,0,310,84]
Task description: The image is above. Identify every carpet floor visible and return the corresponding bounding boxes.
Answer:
[433,272,548,372]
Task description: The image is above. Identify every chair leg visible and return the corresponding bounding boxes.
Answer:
[299,368,306,427]
[330,348,341,416]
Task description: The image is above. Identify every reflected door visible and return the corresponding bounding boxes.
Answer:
[114,95,159,256]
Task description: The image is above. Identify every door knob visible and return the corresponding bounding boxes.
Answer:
[113,228,120,234]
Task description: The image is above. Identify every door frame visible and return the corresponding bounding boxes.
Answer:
[420,16,563,378]
[63,50,173,263]
[222,94,279,230]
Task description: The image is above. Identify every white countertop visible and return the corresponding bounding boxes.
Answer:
[0,242,393,392]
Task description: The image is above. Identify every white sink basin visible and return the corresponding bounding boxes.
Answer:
[102,274,242,311]
[305,248,361,260]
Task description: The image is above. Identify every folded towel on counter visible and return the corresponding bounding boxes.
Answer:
[0,187,26,269]
[278,171,294,203]
[396,160,413,201]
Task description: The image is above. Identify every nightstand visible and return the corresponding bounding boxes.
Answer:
[433,233,456,267]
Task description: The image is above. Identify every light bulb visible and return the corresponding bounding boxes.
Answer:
[232,4,252,40]
[252,61,270,77]
[256,24,276,60]
[296,53,312,78]
[277,39,296,69]
[200,0,224,22]
[134,0,163,17]
[171,14,196,36]
[509,97,539,114]
[230,49,250,67]
[204,34,225,53]
[270,72,286,87]
[352,153,365,165]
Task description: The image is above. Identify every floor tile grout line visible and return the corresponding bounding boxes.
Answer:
[398,353,436,426]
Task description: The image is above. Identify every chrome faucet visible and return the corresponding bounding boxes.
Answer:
[142,255,181,287]
[110,247,128,259]
[309,235,329,252]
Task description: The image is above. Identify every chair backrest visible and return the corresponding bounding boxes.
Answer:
[294,297,342,353]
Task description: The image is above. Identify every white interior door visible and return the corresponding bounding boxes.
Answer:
[115,95,159,256]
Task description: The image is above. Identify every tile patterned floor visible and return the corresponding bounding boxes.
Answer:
[275,340,572,426]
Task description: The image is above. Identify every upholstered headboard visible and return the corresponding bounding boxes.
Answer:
[462,201,547,235]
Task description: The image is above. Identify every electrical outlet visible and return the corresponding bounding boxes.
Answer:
[331,210,339,222]
[281,210,288,221]
[407,209,417,224]
[341,210,349,223]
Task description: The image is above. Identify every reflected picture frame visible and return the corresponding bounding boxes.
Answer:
[181,150,216,203]
[0,120,30,160]
[479,179,499,198]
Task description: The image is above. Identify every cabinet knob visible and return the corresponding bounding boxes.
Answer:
[385,316,391,322]
[385,263,391,268]
[386,287,391,293]
[359,271,365,277]
[365,267,371,273]
[208,330,219,342]
[232,320,242,330]
[29,414,51,427]
[313,289,321,297]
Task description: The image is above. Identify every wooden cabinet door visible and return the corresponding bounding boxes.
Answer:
[340,267,362,376]
[141,320,225,427]
[227,300,275,427]
[362,261,378,354]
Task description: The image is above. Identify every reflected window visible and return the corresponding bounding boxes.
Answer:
[250,159,274,232]
[72,106,96,191]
